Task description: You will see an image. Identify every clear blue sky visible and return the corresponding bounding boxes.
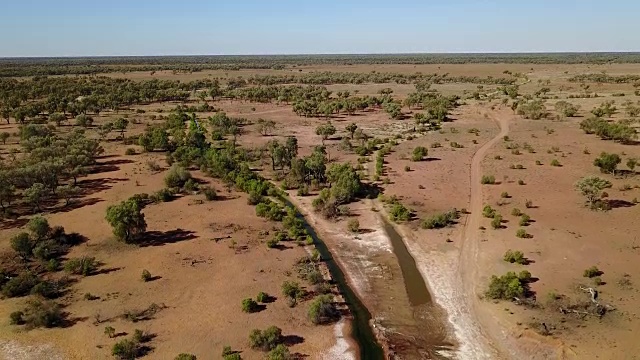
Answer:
[1,0,638,57]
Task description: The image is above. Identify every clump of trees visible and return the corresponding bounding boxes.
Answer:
[554,101,580,117]
[580,117,637,143]
[516,100,547,119]
[421,209,460,229]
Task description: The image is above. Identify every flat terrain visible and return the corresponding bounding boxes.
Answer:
[1,57,640,359]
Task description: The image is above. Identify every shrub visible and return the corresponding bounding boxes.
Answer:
[20,300,64,328]
[500,192,510,198]
[517,179,525,185]
[249,326,283,351]
[112,339,139,359]
[481,175,496,184]
[411,146,428,161]
[2,272,39,298]
[146,160,162,172]
[430,142,442,148]
[404,165,411,172]
[257,292,269,303]
[267,344,292,360]
[64,257,98,276]
[104,326,116,338]
[516,229,529,238]
[30,280,60,299]
[421,209,460,229]
[164,165,192,189]
[11,232,33,259]
[125,148,136,155]
[519,214,531,226]
[503,250,526,265]
[525,200,534,208]
[482,205,496,218]
[175,354,197,360]
[344,218,361,233]
[282,281,303,300]
[10,311,25,325]
[491,215,503,230]
[485,272,528,300]
[389,203,411,222]
[308,294,338,325]
[141,269,152,282]
[242,298,260,313]
[511,208,522,217]
[535,160,542,165]
[583,266,601,278]
[550,159,561,167]
[593,152,621,175]
[150,188,174,203]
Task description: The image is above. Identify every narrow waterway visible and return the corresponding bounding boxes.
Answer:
[381,218,454,359]
[382,221,432,307]
[284,199,385,359]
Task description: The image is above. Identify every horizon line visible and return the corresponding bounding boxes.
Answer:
[1,51,640,60]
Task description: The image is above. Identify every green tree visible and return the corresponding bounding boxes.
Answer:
[257,119,276,136]
[345,123,358,139]
[411,146,428,161]
[11,233,33,259]
[27,216,50,241]
[105,199,147,243]
[113,118,130,141]
[575,176,612,208]
[24,183,46,212]
[315,122,337,145]
[593,152,621,175]
[0,132,9,144]
[49,113,66,127]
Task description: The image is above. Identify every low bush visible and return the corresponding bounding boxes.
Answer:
[242,298,260,313]
[516,229,529,238]
[389,203,412,222]
[491,215,503,229]
[267,344,291,360]
[550,159,561,167]
[164,165,192,189]
[481,175,496,184]
[519,214,531,226]
[482,205,496,218]
[141,269,152,282]
[201,186,217,200]
[421,209,460,229]
[64,257,98,276]
[125,148,136,155]
[257,292,269,303]
[2,272,40,298]
[281,281,304,300]
[583,266,601,278]
[347,219,360,233]
[503,250,526,265]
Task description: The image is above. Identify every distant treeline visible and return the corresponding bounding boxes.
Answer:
[2,52,640,77]
[569,73,640,84]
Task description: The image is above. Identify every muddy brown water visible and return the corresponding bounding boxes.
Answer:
[382,219,454,359]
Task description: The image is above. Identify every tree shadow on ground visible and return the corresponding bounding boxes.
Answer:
[77,177,129,196]
[138,229,197,247]
[608,199,636,209]
[283,335,305,346]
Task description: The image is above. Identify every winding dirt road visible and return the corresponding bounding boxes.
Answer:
[458,110,511,358]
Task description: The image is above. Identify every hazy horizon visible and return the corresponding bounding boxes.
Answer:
[1,0,638,57]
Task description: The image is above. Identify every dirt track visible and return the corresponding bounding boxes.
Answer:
[458,110,511,358]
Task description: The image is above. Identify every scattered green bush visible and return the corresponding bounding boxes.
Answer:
[486,271,531,300]
[550,159,561,167]
[164,165,192,189]
[257,292,269,303]
[411,146,428,161]
[64,257,98,276]
[503,250,526,265]
[141,269,152,282]
[583,266,601,278]
[481,175,496,184]
[491,215,503,229]
[347,219,360,233]
[242,298,260,313]
[421,209,460,229]
[516,229,529,238]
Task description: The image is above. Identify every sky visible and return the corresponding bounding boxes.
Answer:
[0,0,638,57]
